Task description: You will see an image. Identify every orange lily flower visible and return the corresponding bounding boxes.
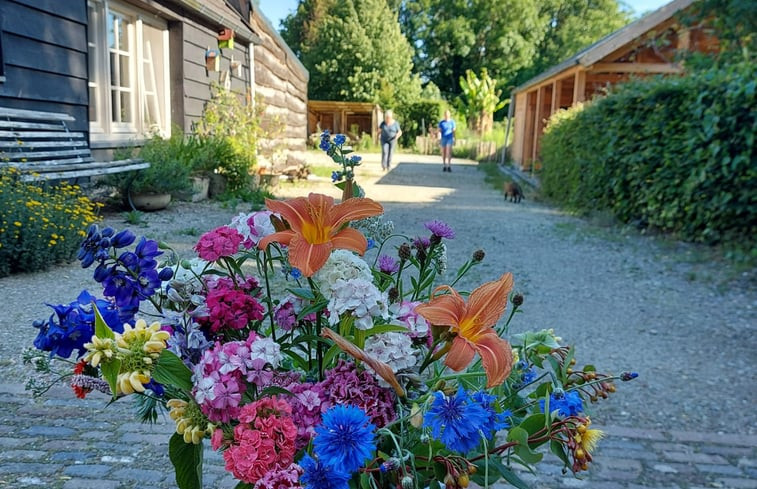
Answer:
[258,193,383,277]
[415,273,514,388]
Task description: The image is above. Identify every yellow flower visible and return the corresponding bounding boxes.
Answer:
[83,336,117,367]
[167,399,214,444]
[117,370,151,394]
[13,221,21,227]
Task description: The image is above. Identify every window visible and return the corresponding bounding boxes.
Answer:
[88,1,170,141]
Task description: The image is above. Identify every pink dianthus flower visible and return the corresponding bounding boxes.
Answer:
[320,361,396,428]
[220,397,298,484]
[195,226,244,261]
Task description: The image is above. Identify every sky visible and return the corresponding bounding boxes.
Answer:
[258,0,672,33]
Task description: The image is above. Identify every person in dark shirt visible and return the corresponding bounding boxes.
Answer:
[379,110,402,171]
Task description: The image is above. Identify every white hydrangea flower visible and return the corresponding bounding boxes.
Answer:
[388,301,430,339]
[327,278,388,330]
[364,332,418,371]
[314,250,373,297]
[170,258,210,295]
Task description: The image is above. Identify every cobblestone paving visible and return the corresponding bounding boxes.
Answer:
[0,154,754,488]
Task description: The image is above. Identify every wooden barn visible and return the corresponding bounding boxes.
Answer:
[0,0,308,162]
[509,0,719,169]
[308,101,382,144]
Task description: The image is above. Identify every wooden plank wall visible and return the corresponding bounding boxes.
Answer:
[181,17,251,132]
[0,0,88,134]
[250,12,308,150]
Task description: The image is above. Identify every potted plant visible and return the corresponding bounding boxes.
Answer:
[112,134,193,211]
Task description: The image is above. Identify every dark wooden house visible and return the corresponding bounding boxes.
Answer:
[509,0,719,169]
[0,0,308,160]
[308,101,382,144]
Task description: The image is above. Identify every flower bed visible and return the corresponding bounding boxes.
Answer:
[27,133,636,489]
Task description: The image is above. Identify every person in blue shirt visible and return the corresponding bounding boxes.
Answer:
[438,110,456,172]
[379,110,402,171]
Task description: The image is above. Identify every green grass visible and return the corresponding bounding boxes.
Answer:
[477,161,511,194]
[308,165,335,178]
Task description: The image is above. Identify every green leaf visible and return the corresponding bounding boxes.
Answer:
[259,386,295,398]
[152,350,194,392]
[364,324,409,336]
[550,439,571,468]
[93,303,115,340]
[507,426,543,464]
[321,344,342,370]
[235,482,254,489]
[169,432,203,489]
[472,457,531,489]
[100,357,121,400]
[287,287,315,300]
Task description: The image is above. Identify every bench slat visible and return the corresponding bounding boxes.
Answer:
[0,107,75,122]
[0,130,85,139]
[0,120,66,131]
[1,149,92,160]
[7,159,149,173]
[4,157,95,169]
[21,161,150,181]
[0,140,88,148]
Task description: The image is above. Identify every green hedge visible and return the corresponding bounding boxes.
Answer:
[540,62,757,245]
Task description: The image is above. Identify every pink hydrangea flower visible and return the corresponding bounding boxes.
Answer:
[195,226,244,261]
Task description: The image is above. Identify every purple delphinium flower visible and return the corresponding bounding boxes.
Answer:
[377,255,399,275]
[424,219,455,239]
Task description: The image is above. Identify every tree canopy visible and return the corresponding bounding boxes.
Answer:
[281,0,421,108]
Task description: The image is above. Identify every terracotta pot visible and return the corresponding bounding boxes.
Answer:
[130,192,172,211]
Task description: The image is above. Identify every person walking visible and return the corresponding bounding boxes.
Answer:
[379,110,402,171]
[438,110,456,172]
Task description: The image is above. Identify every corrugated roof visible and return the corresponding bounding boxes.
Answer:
[512,0,695,94]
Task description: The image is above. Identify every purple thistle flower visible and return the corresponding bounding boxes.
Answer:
[377,255,399,275]
[424,220,455,239]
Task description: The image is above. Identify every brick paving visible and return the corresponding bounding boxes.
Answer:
[0,381,754,488]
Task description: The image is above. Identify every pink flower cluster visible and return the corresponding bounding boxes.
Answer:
[273,295,317,331]
[229,211,276,249]
[320,361,396,428]
[286,382,330,449]
[193,333,282,422]
[254,463,303,489]
[389,300,431,344]
[212,397,297,484]
[195,226,244,261]
[202,277,264,333]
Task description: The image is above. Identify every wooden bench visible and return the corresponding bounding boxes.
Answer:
[0,107,149,181]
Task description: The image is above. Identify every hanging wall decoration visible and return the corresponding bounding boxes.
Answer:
[217,28,234,50]
[205,49,220,73]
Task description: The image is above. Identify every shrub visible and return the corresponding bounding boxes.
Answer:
[107,133,193,197]
[193,85,265,191]
[397,100,445,147]
[540,62,757,245]
[0,168,101,276]
[187,136,250,192]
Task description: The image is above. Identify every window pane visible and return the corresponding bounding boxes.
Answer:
[89,86,97,121]
[141,24,167,132]
[120,92,132,122]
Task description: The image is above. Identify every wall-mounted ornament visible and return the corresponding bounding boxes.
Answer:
[230,56,242,78]
[217,28,234,50]
[205,48,220,73]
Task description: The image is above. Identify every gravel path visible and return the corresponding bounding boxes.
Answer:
[0,152,755,488]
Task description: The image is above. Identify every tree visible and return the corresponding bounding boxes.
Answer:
[459,68,507,134]
[281,0,421,108]
[400,0,629,99]
[400,0,543,99]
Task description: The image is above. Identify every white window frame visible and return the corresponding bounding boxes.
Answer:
[88,0,171,143]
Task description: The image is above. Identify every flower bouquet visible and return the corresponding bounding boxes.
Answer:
[27,133,636,489]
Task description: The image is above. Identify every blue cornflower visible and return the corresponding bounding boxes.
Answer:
[290,267,302,280]
[333,134,346,146]
[33,290,125,358]
[366,238,376,250]
[424,387,490,453]
[540,390,583,417]
[300,454,351,489]
[331,171,342,183]
[471,390,511,436]
[313,405,376,473]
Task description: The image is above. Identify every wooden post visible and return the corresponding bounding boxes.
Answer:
[551,80,559,115]
[532,87,542,162]
[573,70,586,104]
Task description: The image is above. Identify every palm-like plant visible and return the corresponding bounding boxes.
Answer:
[459,68,508,135]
